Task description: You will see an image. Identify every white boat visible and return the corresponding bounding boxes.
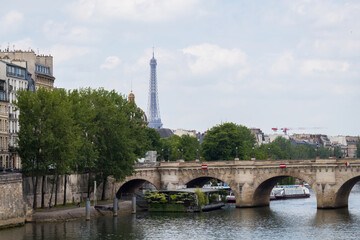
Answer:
[226,192,236,203]
[270,185,310,200]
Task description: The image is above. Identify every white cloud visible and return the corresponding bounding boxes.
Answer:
[301,60,350,75]
[182,44,247,74]
[68,0,201,22]
[286,0,360,28]
[43,21,93,43]
[0,11,23,35]
[50,45,91,63]
[100,56,121,69]
[270,52,294,75]
[313,39,360,57]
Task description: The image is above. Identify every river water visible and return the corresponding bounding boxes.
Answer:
[2,185,360,240]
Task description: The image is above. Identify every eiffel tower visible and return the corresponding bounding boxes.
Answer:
[147,50,163,129]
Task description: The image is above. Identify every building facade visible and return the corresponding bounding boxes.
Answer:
[0,49,47,169]
[0,50,54,90]
[0,75,9,168]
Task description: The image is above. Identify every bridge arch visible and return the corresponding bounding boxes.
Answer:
[333,171,360,208]
[116,177,161,199]
[180,171,237,190]
[179,172,239,202]
[251,171,317,208]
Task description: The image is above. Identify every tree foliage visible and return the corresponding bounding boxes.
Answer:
[318,146,330,159]
[201,123,255,161]
[253,137,318,160]
[160,135,200,161]
[17,88,151,205]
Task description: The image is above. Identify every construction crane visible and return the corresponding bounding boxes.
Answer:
[271,127,323,135]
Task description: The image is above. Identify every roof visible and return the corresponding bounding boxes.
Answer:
[155,128,174,138]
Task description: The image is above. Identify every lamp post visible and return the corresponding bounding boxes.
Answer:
[177,149,180,160]
[316,143,319,159]
[252,146,255,160]
[268,147,270,160]
[181,149,183,160]
[196,148,199,161]
[235,147,239,161]
[161,149,164,162]
[167,148,170,162]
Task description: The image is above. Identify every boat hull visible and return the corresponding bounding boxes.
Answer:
[271,194,310,200]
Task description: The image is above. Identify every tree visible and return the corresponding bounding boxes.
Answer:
[160,135,181,161]
[143,127,162,158]
[68,89,99,198]
[356,141,360,158]
[318,146,330,159]
[17,89,47,209]
[334,146,344,158]
[201,123,255,161]
[178,135,200,161]
[18,88,150,206]
[17,88,78,209]
[86,89,148,200]
[48,89,78,206]
[291,145,316,160]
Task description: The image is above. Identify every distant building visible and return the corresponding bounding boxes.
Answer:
[268,134,289,142]
[196,131,207,144]
[128,90,135,103]
[0,76,9,169]
[155,128,174,138]
[0,49,55,169]
[173,129,197,138]
[0,49,55,90]
[0,59,34,169]
[250,128,267,146]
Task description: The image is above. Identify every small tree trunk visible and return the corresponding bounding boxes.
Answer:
[48,175,55,207]
[87,172,91,198]
[33,176,39,210]
[101,177,107,201]
[54,175,58,207]
[41,175,46,208]
[63,174,67,205]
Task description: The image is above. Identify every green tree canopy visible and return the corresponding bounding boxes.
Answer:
[160,135,200,161]
[201,123,255,161]
[318,146,330,159]
[17,88,151,202]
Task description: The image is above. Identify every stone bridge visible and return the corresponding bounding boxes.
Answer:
[108,158,360,209]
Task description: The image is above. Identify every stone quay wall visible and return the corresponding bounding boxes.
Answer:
[0,173,27,228]
[23,174,96,208]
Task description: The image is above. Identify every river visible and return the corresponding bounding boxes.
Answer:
[2,185,360,240]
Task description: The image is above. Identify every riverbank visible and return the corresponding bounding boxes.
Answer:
[26,200,132,223]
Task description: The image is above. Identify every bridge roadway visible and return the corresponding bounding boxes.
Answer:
[110,158,360,209]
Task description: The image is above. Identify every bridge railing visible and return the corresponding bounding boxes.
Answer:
[135,162,160,168]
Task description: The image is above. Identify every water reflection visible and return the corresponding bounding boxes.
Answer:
[1,187,360,240]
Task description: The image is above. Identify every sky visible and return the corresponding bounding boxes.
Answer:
[1,0,359,136]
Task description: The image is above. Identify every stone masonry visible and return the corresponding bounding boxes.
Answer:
[111,158,360,209]
[0,173,27,228]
